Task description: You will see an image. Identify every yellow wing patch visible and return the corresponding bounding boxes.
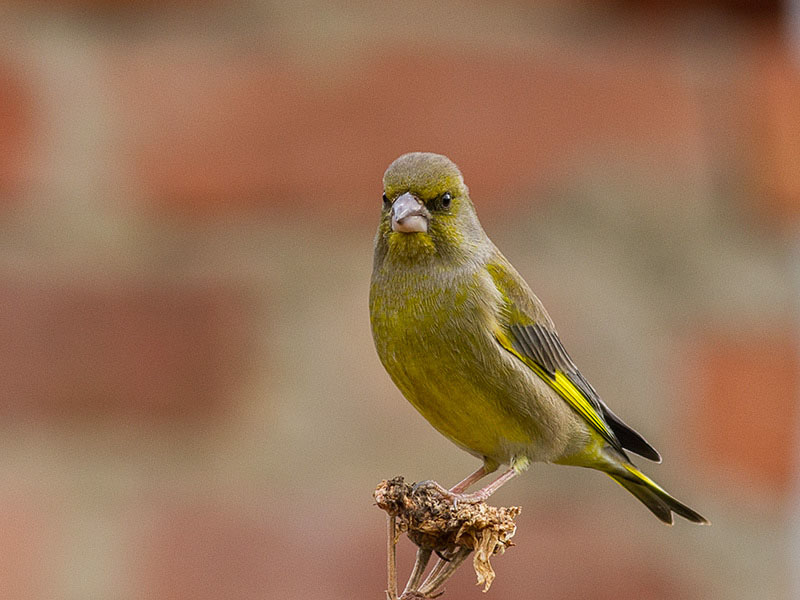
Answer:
[495,329,616,445]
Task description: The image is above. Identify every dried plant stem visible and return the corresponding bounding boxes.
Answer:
[402,548,432,596]
[387,515,398,600]
[374,477,520,598]
[418,548,471,596]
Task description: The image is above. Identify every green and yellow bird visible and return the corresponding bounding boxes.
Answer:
[370,152,707,525]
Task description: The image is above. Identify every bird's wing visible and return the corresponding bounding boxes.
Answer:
[486,259,661,462]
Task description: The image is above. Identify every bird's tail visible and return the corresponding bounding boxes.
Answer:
[608,464,709,525]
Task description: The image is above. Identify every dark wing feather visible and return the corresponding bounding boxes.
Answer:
[508,324,661,462]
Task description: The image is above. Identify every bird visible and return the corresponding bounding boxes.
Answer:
[369,152,708,525]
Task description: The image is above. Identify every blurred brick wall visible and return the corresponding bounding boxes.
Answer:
[0,2,798,600]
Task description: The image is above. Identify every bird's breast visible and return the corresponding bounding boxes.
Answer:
[369,266,542,461]
[370,268,485,369]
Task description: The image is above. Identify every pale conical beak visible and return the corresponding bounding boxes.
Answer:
[391,193,428,233]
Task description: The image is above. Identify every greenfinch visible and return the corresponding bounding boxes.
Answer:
[370,152,707,525]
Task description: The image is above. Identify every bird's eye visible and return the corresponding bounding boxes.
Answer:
[441,192,452,209]
[382,193,391,209]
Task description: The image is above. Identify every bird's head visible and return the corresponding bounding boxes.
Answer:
[376,152,485,264]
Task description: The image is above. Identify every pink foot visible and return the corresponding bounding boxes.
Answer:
[412,467,517,506]
[411,480,491,505]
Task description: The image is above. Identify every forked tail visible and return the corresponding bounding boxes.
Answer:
[609,464,709,525]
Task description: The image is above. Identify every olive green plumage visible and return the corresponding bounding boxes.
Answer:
[370,152,707,525]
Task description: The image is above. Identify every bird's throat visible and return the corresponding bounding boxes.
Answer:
[386,230,436,261]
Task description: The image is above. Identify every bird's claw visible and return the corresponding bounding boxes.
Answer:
[411,480,485,507]
[411,479,450,497]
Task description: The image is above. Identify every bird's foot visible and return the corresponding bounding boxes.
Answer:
[411,480,487,506]
[412,467,517,507]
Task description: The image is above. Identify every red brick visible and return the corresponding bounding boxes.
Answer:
[487,511,703,600]
[132,498,386,600]
[0,277,252,423]
[0,493,52,600]
[18,1,211,7]
[617,0,782,18]
[750,33,800,222]
[110,42,701,221]
[683,330,799,495]
[133,502,278,600]
[0,59,35,202]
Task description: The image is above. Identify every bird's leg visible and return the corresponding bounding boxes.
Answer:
[449,466,518,504]
[413,466,517,505]
[449,464,490,494]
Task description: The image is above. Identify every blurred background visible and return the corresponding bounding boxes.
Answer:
[0,1,798,599]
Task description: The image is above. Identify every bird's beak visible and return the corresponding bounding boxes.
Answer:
[391,193,428,233]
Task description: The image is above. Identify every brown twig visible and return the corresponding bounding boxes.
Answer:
[374,477,520,598]
[418,548,471,596]
[402,548,432,596]
[387,514,398,600]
